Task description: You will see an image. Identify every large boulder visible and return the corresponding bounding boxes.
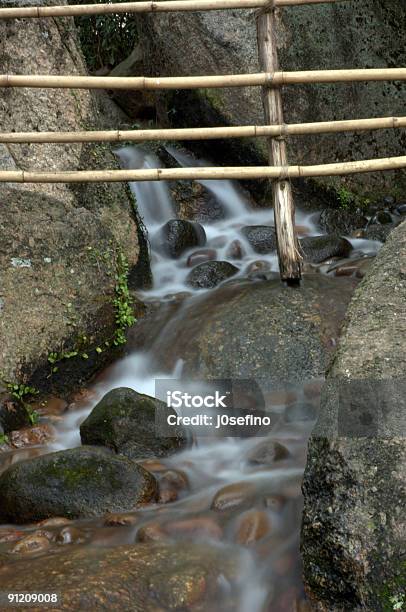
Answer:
[80,387,187,459]
[137,2,406,196]
[300,235,353,263]
[0,542,239,611]
[301,220,406,610]
[0,2,150,388]
[0,446,158,522]
[155,219,206,258]
[136,275,356,382]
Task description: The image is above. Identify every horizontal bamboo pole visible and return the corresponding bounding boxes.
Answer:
[0,0,352,20]
[1,156,405,183]
[2,116,405,144]
[1,69,406,91]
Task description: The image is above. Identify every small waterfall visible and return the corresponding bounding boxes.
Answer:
[165,145,249,217]
[115,146,174,227]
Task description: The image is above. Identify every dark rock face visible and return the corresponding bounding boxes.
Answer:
[0,543,238,611]
[319,209,367,235]
[186,261,239,289]
[156,219,206,259]
[0,447,158,522]
[362,222,399,243]
[0,394,31,433]
[300,235,353,263]
[241,226,277,254]
[137,2,406,195]
[80,387,187,459]
[147,275,356,381]
[301,221,406,610]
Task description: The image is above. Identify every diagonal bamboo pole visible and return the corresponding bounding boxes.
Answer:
[0,0,354,20]
[0,69,406,91]
[0,116,405,144]
[257,4,301,282]
[0,156,405,183]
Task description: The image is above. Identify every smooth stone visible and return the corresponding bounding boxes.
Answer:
[9,423,54,449]
[80,387,187,460]
[211,482,255,512]
[56,526,86,545]
[225,239,246,260]
[10,533,51,555]
[165,517,222,540]
[299,235,353,264]
[155,219,206,259]
[235,510,271,545]
[186,248,216,267]
[186,261,239,289]
[241,225,277,254]
[103,512,138,527]
[247,441,290,466]
[136,523,168,543]
[0,446,158,523]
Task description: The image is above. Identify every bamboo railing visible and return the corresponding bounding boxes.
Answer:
[1,116,405,144]
[1,0,405,280]
[0,0,352,20]
[1,156,405,183]
[1,69,406,90]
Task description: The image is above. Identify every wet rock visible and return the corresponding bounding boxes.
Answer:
[395,202,406,215]
[371,210,393,225]
[382,195,396,209]
[0,543,238,611]
[0,528,25,543]
[80,387,187,460]
[284,402,318,423]
[362,223,398,243]
[0,393,31,433]
[156,219,206,258]
[37,517,71,528]
[104,512,138,527]
[165,517,223,540]
[302,221,406,610]
[153,276,354,381]
[318,209,367,235]
[186,248,216,267]
[328,257,374,279]
[186,260,239,289]
[299,235,353,264]
[10,532,51,555]
[9,423,54,449]
[225,239,245,260]
[0,446,158,523]
[211,482,255,512]
[241,225,277,254]
[235,510,271,545]
[247,441,290,466]
[136,523,167,543]
[56,526,86,545]
[245,260,275,281]
[158,469,189,504]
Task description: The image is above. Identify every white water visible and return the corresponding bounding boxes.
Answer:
[49,146,384,611]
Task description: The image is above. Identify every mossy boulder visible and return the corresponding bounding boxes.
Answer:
[300,235,353,264]
[0,446,158,522]
[80,387,187,459]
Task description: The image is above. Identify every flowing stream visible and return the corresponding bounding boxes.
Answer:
[0,146,383,611]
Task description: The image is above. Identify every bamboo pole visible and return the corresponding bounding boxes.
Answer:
[1,69,406,91]
[1,156,404,184]
[257,5,301,281]
[1,116,405,144]
[0,0,353,20]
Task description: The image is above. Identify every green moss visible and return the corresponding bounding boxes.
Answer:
[378,561,406,611]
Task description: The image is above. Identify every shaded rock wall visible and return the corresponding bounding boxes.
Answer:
[0,3,150,386]
[301,219,406,609]
[137,0,406,197]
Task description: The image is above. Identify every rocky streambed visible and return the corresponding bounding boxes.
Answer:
[0,146,404,611]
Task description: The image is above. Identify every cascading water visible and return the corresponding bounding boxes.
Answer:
[0,145,384,611]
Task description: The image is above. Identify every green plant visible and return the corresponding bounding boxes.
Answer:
[0,433,9,445]
[3,381,39,426]
[336,186,354,209]
[113,251,136,346]
[75,0,138,72]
